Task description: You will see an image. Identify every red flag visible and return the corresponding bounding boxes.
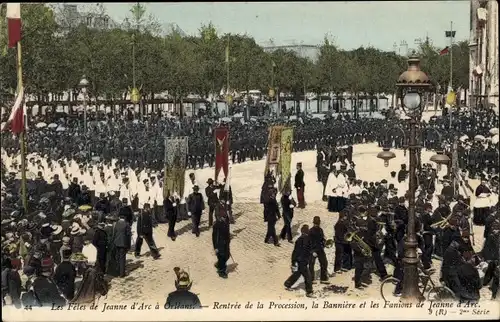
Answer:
[7,3,22,48]
[1,87,25,134]
[439,46,449,56]
[214,127,229,181]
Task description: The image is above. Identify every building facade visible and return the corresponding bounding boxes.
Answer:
[469,0,499,109]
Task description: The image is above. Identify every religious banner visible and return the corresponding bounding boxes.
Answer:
[279,127,294,192]
[163,137,189,198]
[264,125,284,176]
[214,127,229,182]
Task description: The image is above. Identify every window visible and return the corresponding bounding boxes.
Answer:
[86,16,92,26]
[103,16,109,28]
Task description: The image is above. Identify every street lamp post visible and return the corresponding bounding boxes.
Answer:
[79,75,89,160]
[377,53,450,302]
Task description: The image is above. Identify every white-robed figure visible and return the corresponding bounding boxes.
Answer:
[138,179,154,210]
[325,165,350,212]
[472,175,492,226]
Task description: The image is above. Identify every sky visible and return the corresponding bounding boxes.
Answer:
[96,1,470,51]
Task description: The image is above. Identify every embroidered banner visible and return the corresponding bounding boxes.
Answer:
[163,137,189,198]
[279,127,294,193]
[264,125,283,176]
[214,127,229,182]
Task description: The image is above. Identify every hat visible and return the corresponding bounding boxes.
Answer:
[175,269,192,289]
[70,224,86,236]
[51,225,63,235]
[1,218,13,225]
[40,224,54,238]
[26,222,37,232]
[381,179,388,184]
[206,178,214,184]
[97,222,106,230]
[62,236,71,243]
[297,162,302,166]
[62,208,76,218]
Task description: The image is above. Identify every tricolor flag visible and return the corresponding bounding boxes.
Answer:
[1,87,25,134]
[439,46,449,56]
[7,3,22,48]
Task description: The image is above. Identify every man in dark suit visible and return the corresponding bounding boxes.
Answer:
[135,203,160,260]
[119,198,134,227]
[205,179,219,227]
[212,202,231,278]
[113,213,132,277]
[187,185,205,237]
[294,162,306,208]
[284,224,314,298]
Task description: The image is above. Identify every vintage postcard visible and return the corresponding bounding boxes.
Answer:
[1,1,499,321]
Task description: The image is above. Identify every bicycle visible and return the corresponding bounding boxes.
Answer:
[380,266,456,302]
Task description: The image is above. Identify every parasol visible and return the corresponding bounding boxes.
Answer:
[491,134,499,144]
[489,128,499,135]
[56,126,66,132]
[78,205,93,212]
[221,117,231,122]
[35,122,47,128]
[48,123,58,129]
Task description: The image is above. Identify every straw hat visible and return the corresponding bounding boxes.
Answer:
[51,225,63,235]
[70,223,86,236]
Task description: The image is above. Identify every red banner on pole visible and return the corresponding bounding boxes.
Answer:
[215,127,229,181]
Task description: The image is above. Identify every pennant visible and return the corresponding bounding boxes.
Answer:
[279,127,293,193]
[7,3,22,48]
[439,46,449,56]
[1,86,24,134]
[214,127,229,181]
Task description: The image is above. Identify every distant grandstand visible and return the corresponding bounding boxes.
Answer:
[261,40,321,62]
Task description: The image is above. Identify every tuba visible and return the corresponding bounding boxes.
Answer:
[345,231,372,257]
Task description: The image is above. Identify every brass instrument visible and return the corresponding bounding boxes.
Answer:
[430,214,452,229]
[345,231,372,257]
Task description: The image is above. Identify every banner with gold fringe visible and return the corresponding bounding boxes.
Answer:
[279,127,294,193]
[264,125,284,176]
[163,137,189,198]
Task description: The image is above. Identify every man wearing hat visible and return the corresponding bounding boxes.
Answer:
[53,248,76,301]
[397,164,408,183]
[113,212,132,278]
[205,178,219,227]
[294,162,306,209]
[135,203,160,260]
[164,268,201,309]
[212,201,231,278]
[187,185,205,237]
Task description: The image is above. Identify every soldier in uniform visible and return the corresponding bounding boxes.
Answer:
[309,216,330,284]
[205,178,219,227]
[284,224,314,298]
[294,162,306,209]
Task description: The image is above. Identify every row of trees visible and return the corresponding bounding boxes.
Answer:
[0,4,470,104]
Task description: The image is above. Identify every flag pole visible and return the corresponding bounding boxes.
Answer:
[17,40,27,212]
